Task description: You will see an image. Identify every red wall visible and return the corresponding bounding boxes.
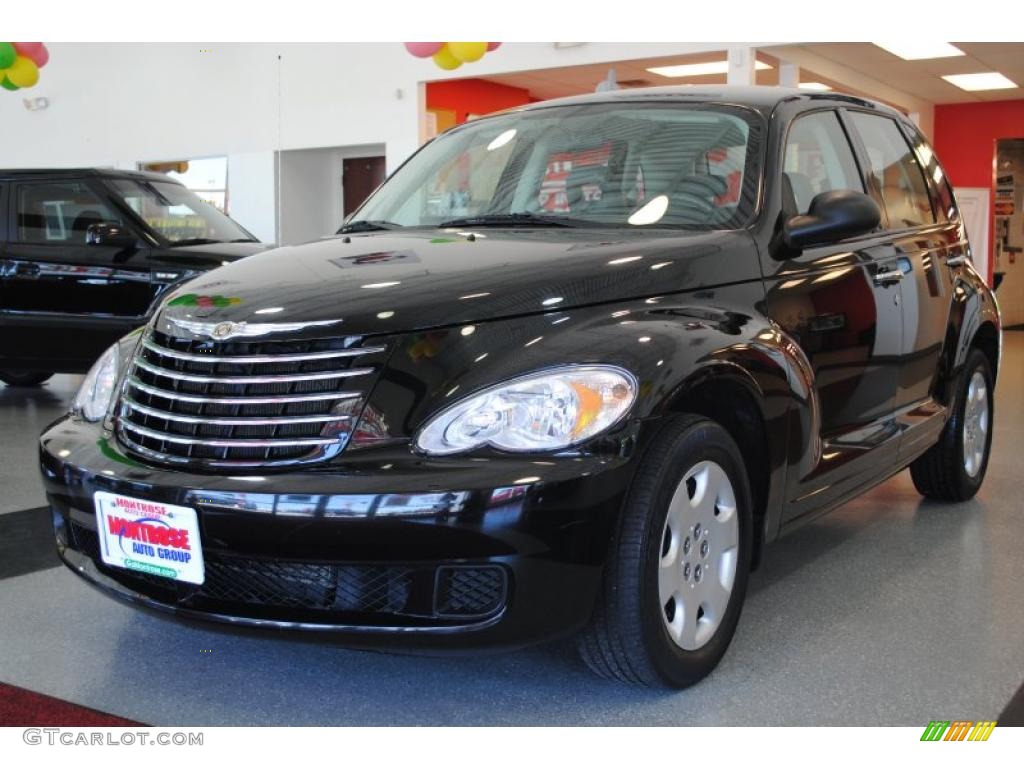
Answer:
[933,99,1024,278]
[426,78,533,124]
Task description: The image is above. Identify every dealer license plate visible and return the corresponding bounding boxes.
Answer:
[93,491,205,585]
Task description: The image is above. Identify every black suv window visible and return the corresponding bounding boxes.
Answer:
[848,112,935,229]
[15,180,122,245]
[783,111,864,214]
[905,126,958,223]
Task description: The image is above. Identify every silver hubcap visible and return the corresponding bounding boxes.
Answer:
[658,460,739,651]
[963,370,989,478]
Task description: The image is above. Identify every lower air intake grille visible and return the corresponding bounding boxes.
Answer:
[116,329,387,468]
[435,566,507,617]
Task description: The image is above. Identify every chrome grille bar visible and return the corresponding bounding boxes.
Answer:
[122,396,352,426]
[121,421,338,448]
[126,377,361,405]
[133,357,373,384]
[141,337,386,364]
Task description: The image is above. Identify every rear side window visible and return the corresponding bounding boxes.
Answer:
[783,111,864,214]
[848,112,935,229]
[14,181,122,245]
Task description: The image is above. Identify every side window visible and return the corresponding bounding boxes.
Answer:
[783,111,864,214]
[848,112,936,229]
[14,181,122,245]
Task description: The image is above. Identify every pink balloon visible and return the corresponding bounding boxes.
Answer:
[13,42,44,58]
[404,42,444,58]
[486,42,502,51]
[29,43,49,68]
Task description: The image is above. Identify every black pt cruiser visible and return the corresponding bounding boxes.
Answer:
[40,86,1001,687]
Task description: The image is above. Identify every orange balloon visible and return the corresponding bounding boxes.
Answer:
[432,46,462,71]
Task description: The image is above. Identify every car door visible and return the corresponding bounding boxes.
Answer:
[762,108,904,523]
[844,112,956,460]
[0,177,155,370]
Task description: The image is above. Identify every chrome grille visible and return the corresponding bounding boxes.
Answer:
[116,329,387,468]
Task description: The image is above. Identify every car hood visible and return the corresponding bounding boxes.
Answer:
[159,228,757,336]
[149,241,273,270]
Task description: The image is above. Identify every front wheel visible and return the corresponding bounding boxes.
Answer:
[0,370,54,387]
[910,348,994,501]
[578,415,752,687]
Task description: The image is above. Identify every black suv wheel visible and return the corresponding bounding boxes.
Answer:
[910,348,994,501]
[578,415,753,687]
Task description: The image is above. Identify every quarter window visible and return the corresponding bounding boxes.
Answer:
[848,112,935,229]
[783,111,865,215]
[14,181,122,245]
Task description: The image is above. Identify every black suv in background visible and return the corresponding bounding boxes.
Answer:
[0,168,267,386]
[40,87,1001,687]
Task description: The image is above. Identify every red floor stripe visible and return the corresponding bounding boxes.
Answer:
[0,682,144,726]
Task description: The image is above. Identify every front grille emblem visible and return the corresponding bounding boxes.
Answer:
[165,316,344,340]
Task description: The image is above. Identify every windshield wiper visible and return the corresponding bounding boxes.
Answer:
[169,238,222,246]
[337,220,404,234]
[438,212,579,228]
[229,238,259,243]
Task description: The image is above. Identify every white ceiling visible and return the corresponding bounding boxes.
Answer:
[482,43,1024,107]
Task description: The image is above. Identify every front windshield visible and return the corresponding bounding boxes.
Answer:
[109,178,255,245]
[354,102,762,230]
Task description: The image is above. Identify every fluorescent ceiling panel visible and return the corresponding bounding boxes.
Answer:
[874,42,965,60]
[647,60,772,78]
[942,72,1018,91]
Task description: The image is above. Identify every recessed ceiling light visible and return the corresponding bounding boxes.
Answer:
[647,60,772,78]
[874,42,964,60]
[943,72,1018,91]
[799,82,831,91]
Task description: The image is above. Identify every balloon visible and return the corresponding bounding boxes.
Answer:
[12,42,43,59]
[447,42,487,63]
[487,42,502,52]
[432,46,462,71]
[404,42,443,58]
[0,42,15,69]
[1,76,19,91]
[29,43,49,68]
[7,55,39,88]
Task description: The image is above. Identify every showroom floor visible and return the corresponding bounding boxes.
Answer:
[2,335,1024,726]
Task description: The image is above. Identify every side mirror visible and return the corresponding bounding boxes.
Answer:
[993,271,1005,292]
[85,221,136,249]
[783,190,881,250]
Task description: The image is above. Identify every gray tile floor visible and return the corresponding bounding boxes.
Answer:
[1,338,1022,726]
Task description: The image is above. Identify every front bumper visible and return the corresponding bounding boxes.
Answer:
[40,417,638,650]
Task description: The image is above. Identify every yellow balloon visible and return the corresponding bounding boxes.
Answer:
[432,46,463,71]
[7,55,39,88]
[447,42,487,63]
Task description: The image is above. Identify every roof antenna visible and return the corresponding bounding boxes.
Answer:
[595,67,619,93]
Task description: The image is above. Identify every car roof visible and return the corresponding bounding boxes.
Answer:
[0,167,182,183]
[513,84,900,117]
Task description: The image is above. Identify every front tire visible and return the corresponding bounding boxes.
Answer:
[578,415,753,687]
[910,348,994,501]
[0,370,53,387]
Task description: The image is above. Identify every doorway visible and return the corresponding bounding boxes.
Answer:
[994,139,1024,327]
[343,157,386,218]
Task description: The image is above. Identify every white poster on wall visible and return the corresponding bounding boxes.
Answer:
[956,187,991,285]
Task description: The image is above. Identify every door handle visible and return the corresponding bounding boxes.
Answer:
[873,269,903,286]
[946,254,968,267]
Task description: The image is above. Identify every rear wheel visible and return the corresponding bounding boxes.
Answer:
[910,348,994,501]
[578,415,752,687]
[0,370,53,387]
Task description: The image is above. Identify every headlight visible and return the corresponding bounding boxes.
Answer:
[416,365,637,455]
[72,344,120,422]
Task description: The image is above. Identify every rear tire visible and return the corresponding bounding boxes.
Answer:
[910,348,994,501]
[578,415,753,687]
[0,370,53,387]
